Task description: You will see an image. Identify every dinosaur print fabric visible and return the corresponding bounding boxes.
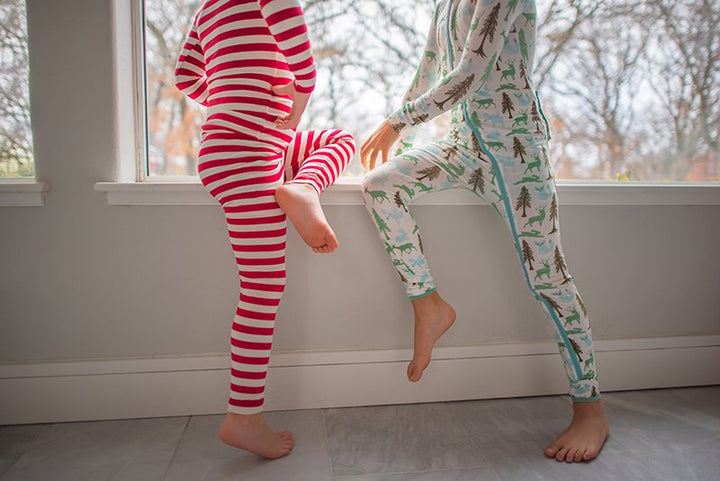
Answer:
[362,0,599,401]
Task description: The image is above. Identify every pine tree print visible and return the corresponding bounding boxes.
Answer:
[548,193,558,234]
[434,74,475,110]
[372,208,391,240]
[418,233,424,254]
[444,143,459,162]
[512,137,526,163]
[569,338,584,361]
[553,246,569,280]
[417,165,441,182]
[469,168,485,194]
[394,191,408,213]
[530,102,541,131]
[505,0,520,21]
[515,185,531,217]
[521,240,535,270]
[519,59,530,89]
[472,3,501,58]
[471,133,482,155]
[502,92,515,119]
[518,28,529,62]
[576,294,587,317]
[540,292,564,317]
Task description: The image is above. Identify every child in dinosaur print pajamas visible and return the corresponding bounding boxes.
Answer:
[175,0,355,460]
[360,0,609,463]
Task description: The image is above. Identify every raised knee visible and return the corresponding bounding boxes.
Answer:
[330,129,357,155]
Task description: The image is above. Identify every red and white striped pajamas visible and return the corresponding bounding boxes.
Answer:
[175,0,355,414]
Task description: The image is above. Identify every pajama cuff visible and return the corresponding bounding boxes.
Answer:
[408,287,437,301]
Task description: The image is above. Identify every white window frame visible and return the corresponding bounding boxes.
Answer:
[0,0,48,207]
[95,0,720,207]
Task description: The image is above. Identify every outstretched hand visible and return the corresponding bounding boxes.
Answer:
[360,119,400,171]
[272,82,310,130]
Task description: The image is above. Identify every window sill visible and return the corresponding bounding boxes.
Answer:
[94,179,720,206]
[0,180,49,207]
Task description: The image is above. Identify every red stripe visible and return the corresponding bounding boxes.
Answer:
[231,338,272,350]
[230,384,265,394]
[232,242,286,253]
[229,228,285,239]
[227,214,285,225]
[237,307,276,321]
[235,255,285,266]
[240,293,280,306]
[242,281,285,293]
[231,368,267,380]
[231,353,270,365]
[232,324,275,336]
[229,398,264,408]
[239,270,286,279]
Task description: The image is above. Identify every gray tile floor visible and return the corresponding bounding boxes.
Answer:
[1,386,719,481]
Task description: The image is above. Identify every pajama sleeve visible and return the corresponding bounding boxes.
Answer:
[392,7,440,155]
[259,0,317,94]
[388,0,521,131]
[174,14,209,106]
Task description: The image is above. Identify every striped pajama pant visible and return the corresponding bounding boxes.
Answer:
[198,127,355,414]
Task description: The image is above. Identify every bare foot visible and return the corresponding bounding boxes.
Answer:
[219,412,294,459]
[544,400,609,463]
[275,183,338,253]
[407,292,456,382]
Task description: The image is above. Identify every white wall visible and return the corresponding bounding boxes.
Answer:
[1,0,719,423]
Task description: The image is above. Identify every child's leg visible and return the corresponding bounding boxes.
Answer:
[276,129,356,252]
[457,129,607,461]
[197,132,293,459]
[361,146,461,381]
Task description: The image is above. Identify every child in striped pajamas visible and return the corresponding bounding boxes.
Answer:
[175,0,355,459]
[360,0,608,462]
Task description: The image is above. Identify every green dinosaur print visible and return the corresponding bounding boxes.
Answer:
[513,175,541,185]
[534,260,550,280]
[481,53,497,84]
[393,243,416,255]
[392,258,415,276]
[512,112,528,127]
[518,28,529,61]
[444,162,465,177]
[472,98,496,109]
[393,183,415,199]
[524,155,541,173]
[425,50,436,62]
[434,74,475,110]
[486,140,507,151]
[509,127,531,135]
[584,353,594,370]
[365,188,389,204]
[563,308,581,327]
[584,370,596,381]
[534,282,554,290]
[524,206,545,228]
[504,0,520,21]
[498,83,520,91]
[522,12,536,25]
[500,62,515,81]
[414,181,433,192]
[565,328,585,335]
[519,229,541,238]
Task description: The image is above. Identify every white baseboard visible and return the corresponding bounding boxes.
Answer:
[1,335,719,425]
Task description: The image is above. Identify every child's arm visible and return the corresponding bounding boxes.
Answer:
[174,14,208,105]
[259,0,316,94]
[389,1,522,132]
[392,7,441,156]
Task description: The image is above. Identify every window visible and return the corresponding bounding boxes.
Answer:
[139,0,719,182]
[0,0,34,179]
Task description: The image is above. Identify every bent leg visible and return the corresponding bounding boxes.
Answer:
[276,129,356,252]
[362,147,460,381]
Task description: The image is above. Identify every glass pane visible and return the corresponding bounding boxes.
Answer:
[143,0,719,182]
[0,0,34,178]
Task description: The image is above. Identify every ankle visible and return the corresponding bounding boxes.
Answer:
[225,412,264,426]
[571,399,605,418]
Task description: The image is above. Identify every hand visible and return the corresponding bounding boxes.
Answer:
[272,82,310,130]
[360,119,399,171]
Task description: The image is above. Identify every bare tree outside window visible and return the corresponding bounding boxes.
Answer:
[143,0,719,182]
[0,0,34,178]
